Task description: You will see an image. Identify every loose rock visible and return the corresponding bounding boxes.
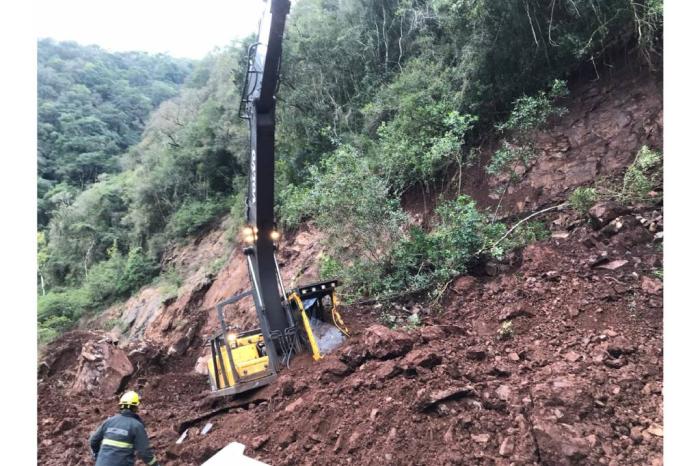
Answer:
[588,201,630,230]
[363,325,414,360]
[499,436,515,456]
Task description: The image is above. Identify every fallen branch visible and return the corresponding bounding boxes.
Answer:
[352,202,569,307]
[478,202,569,256]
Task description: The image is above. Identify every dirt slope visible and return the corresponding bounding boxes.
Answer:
[37,71,663,465]
[37,204,663,465]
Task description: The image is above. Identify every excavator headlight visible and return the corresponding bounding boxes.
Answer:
[227,333,237,345]
[244,234,255,244]
[242,226,254,237]
[270,230,280,241]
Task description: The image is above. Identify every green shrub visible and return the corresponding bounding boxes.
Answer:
[120,247,158,294]
[38,289,90,322]
[620,146,662,203]
[492,220,550,259]
[569,187,599,215]
[84,250,127,305]
[155,268,183,303]
[488,80,568,181]
[380,195,504,297]
[319,255,343,281]
[166,197,227,239]
[498,320,514,340]
[206,257,227,276]
[38,315,74,345]
[404,313,422,330]
[278,184,313,230]
[496,80,569,134]
[293,145,408,268]
[84,244,157,305]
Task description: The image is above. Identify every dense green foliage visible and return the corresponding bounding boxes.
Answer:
[37,41,251,341]
[38,39,193,227]
[37,1,663,342]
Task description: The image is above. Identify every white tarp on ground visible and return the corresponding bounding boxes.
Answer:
[200,442,269,466]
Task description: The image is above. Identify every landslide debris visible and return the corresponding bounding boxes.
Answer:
[38,198,662,465]
[37,71,662,466]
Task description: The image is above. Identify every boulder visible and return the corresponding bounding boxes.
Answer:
[452,275,477,294]
[277,374,295,397]
[194,355,210,375]
[415,385,478,411]
[400,348,442,370]
[498,305,533,322]
[465,346,487,361]
[284,397,305,413]
[363,325,414,360]
[319,359,352,383]
[532,376,593,420]
[471,433,490,443]
[495,384,512,401]
[251,434,270,450]
[641,276,663,295]
[338,343,369,368]
[374,361,401,381]
[499,436,515,457]
[593,259,629,270]
[532,419,591,465]
[419,325,446,342]
[70,340,134,397]
[588,201,630,229]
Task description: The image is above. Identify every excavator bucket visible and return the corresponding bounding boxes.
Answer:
[288,279,349,361]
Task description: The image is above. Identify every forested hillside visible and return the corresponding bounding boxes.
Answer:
[37,0,663,344]
[37,39,193,227]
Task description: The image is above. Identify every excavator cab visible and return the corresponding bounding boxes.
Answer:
[206,292,277,397]
[206,279,350,397]
[288,279,349,361]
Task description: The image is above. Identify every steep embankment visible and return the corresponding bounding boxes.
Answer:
[37,70,662,466]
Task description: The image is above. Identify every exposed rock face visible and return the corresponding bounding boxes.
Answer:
[475,72,662,215]
[70,340,134,397]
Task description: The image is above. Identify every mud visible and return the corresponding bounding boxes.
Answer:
[38,202,663,465]
[38,67,663,465]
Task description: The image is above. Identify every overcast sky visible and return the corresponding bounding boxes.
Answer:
[36,0,268,59]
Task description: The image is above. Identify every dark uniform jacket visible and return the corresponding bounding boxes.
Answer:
[89,409,159,466]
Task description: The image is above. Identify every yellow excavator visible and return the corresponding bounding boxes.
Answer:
[205,0,349,397]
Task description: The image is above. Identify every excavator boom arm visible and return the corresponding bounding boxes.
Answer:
[241,0,293,359]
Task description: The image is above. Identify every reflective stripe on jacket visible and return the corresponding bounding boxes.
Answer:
[89,409,159,466]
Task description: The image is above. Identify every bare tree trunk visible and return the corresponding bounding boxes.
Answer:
[84,239,95,278]
[492,178,512,222]
[382,5,389,74]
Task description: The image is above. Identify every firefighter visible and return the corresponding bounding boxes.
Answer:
[88,390,160,466]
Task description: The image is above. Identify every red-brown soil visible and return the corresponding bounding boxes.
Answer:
[38,202,663,465]
[37,68,663,465]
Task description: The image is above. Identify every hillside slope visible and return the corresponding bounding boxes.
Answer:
[37,68,662,465]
